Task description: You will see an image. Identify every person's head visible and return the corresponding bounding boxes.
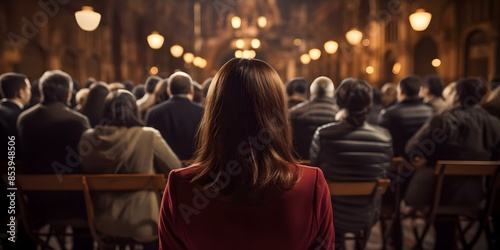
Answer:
[193,58,298,201]
[102,89,144,127]
[309,76,334,100]
[81,82,110,126]
[491,77,500,91]
[39,70,73,105]
[122,80,134,91]
[144,76,162,94]
[335,78,373,126]
[285,77,308,97]
[421,75,444,99]
[0,72,31,105]
[372,87,382,106]
[132,84,145,100]
[201,77,213,97]
[168,72,193,98]
[154,78,170,104]
[108,82,125,91]
[192,82,204,105]
[455,77,487,107]
[398,75,422,100]
[84,78,96,88]
[75,88,90,110]
[442,82,457,107]
[380,83,397,107]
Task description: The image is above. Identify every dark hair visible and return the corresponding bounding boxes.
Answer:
[491,77,500,91]
[0,73,28,99]
[285,77,308,96]
[372,88,382,105]
[123,80,134,91]
[336,78,373,126]
[154,79,170,105]
[399,75,422,97]
[193,58,299,202]
[201,77,213,97]
[81,82,110,127]
[456,77,487,107]
[423,75,444,98]
[132,84,145,100]
[84,78,96,88]
[169,72,192,95]
[145,76,161,94]
[102,89,144,128]
[39,70,72,104]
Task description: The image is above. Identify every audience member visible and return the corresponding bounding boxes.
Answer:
[378,75,433,157]
[380,83,397,108]
[405,77,500,249]
[201,77,213,105]
[159,58,334,249]
[310,78,392,247]
[108,82,125,91]
[81,90,181,250]
[442,81,457,108]
[285,77,308,108]
[25,79,40,109]
[17,70,92,250]
[289,76,338,159]
[491,77,500,91]
[192,81,204,105]
[80,82,109,127]
[83,77,96,88]
[74,88,89,112]
[132,84,146,100]
[153,78,169,105]
[146,72,203,160]
[122,80,134,91]
[482,87,500,119]
[0,73,31,153]
[421,75,448,114]
[137,76,161,113]
[367,87,383,124]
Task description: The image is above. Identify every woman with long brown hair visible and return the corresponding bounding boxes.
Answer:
[158,58,334,249]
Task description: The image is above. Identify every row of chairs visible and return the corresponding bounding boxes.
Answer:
[4,159,500,249]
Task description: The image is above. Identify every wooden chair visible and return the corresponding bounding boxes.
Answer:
[2,174,87,250]
[328,179,390,250]
[380,157,405,249]
[81,174,166,250]
[408,161,500,250]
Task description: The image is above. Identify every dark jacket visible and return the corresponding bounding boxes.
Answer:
[405,105,500,206]
[310,121,393,233]
[289,98,338,159]
[0,101,23,157]
[378,98,433,157]
[146,96,204,160]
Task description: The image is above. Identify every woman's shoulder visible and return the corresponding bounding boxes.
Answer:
[167,165,198,181]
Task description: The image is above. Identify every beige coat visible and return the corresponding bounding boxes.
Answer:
[80,125,182,239]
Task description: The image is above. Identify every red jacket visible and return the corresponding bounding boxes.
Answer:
[159,164,335,250]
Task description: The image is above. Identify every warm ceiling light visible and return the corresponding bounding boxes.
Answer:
[346,28,363,45]
[432,58,441,68]
[170,45,184,58]
[392,62,402,75]
[257,16,267,28]
[183,52,194,64]
[242,50,255,58]
[149,66,159,75]
[362,39,371,47]
[366,66,374,75]
[147,32,164,49]
[324,40,338,54]
[249,50,256,58]
[235,39,245,49]
[193,56,203,67]
[251,38,261,49]
[409,9,432,31]
[309,48,321,60]
[235,50,243,58]
[231,16,241,29]
[199,58,207,69]
[75,6,101,31]
[293,38,302,46]
[300,54,311,64]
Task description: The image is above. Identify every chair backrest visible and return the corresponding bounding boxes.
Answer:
[328,179,390,196]
[435,161,499,176]
[82,174,166,191]
[3,174,85,191]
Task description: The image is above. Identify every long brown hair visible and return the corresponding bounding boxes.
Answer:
[192,58,299,201]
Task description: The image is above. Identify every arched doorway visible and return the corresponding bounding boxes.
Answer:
[413,37,438,77]
[465,30,489,79]
[15,44,46,80]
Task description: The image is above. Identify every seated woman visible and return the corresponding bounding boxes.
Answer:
[158,58,334,250]
[310,78,393,247]
[80,89,182,249]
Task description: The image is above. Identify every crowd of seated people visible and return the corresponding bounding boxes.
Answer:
[1,57,500,250]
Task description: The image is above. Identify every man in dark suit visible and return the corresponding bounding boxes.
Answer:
[378,75,433,157]
[146,72,204,160]
[17,70,92,249]
[0,73,31,155]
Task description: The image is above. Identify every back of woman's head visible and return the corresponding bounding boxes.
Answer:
[102,89,144,128]
[81,82,109,126]
[193,58,298,202]
[336,78,373,126]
